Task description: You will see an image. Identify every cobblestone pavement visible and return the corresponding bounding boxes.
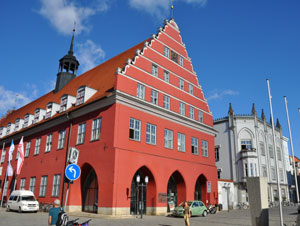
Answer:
[0,206,298,226]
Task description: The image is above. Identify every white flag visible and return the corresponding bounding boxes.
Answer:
[16,137,24,175]
[8,140,14,162]
[7,162,13,176]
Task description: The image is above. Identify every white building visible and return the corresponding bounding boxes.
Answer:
[214,103,289,209]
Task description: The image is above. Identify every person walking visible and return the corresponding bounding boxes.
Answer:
[183,201,191,226]
[48,199,61,226]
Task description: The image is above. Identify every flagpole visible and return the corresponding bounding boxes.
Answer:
[267,79,283,226]
[284,96,300,204]
[13,174,17,191]
[0,171,8,208]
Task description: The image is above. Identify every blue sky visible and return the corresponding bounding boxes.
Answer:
[1,0,300,157]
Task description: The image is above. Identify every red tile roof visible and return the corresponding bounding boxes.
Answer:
[0,39,149,136]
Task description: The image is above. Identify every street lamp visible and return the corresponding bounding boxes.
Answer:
[136,175,149,219]
[222,183,230,212]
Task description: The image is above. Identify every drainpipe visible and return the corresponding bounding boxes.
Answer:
[61,112,73,210]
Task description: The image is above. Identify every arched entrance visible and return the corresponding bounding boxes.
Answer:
[194,174,207,203]
[130,166,156,215]
[167,171,186,212]
[81,163,98,213]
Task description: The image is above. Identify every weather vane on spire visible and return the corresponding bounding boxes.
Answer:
[73,21,76,33]
[171,0,174,19]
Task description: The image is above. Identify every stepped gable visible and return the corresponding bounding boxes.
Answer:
[0,39,148,133]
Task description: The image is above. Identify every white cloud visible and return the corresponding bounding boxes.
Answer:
[76,40,105,73]
[207,89,239,101]
[128,0,207,19]
[38,0,109,35]
[0,86,38,117]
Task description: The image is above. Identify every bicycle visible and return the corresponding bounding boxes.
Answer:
[237,202,249,209]
[67,218,92,226]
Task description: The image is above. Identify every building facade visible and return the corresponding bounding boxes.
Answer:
[0,19,218,215]
[214,103,289,209]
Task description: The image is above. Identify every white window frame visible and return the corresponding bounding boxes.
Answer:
[146,123,156,145]
[179,102,185,115]
[188,84,193,95]
[152,64,158,77]
[34,109,40,123]
[39,176,48,197]
[189,106,194,119]
[164,70,170,83]
[77,123,86,145]
[179,55,184,66]
[137,84,145,100]
[0,149,6,163]
[191,137,199,155]
[164,46,170,58]
[202,140,208,157]
[52,174,61,197]
[260,142,265,156]
[198,110,203,122]
[60,96,68,112]
[91,118,102,141]
[151,89,158,105]
[34,138,41,155]
[177,133,185,152]
[29,177,36,194]
[20,178,26,190]
[129,118,141,141]
[241,140,252,150]
[76,87,85,105]
[269,145,274,158]
[277,147,282,161]
[25,141,31,157]
[262,165,267,177]
[163,95,170,110]
[164,129,173,149]
[45,103,52,119]
[179,79,184,90]
[271,168,276,181]
[24,114,30,127]
[57,130,66,149]
[45,134,52,153]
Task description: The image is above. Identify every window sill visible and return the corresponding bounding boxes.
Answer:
[33,153,39,156]
[129,138,141,142]
[75,142,84,146]
[57,148,64,151]
[146,142,156,146]
[90,138,100,143]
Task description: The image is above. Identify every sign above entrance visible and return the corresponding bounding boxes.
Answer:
[207,181,211,193]
[65,164,81,181]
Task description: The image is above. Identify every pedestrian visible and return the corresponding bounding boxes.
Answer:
[183,201,191,226]
[48,199,61,226]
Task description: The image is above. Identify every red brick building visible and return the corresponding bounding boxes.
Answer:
[0,19,217,215]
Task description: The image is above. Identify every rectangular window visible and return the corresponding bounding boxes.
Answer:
[250,163,254,177]
[29,177,36,194]
[146,123,156,145]
[60,96,68,112]
[45,104,52,119]
[57,129,66,149]
[244,163,248,177]
[45,134,52,153]
[24,114,30,127]
[215,146,220,162]
[164,70,170,83]
[164,46,169,58]
[271,168,276,180]
[198,110,203,122]
[164,129,173,149]
[191,137,199,155]
[279,169,284,182]
[179,79,184,90]
[15,119,20,130]
[0,149,6,163]
[171,50,178,63]
[91,118,102,141]
[151,89,158,105]
[179,102,185,115]
[241,140,252,150]
[163,95,170,110]
[188,84,193,95]
[20,178,26,190]
[177,133,185,152]
[76,87,85,105]
[52,174,61,197]
[262,165,267,177]
[202,140,208,157]
[152,64,158,77]
[34,138,41,155]
[137,84,145,100]
[269,145,274,158]
[39,176,48,197]
[277,147,282,161]
[34,109,40,123]
[189,106,194,119]
[129,118,141,141]
[179,55,184,66]
[260,142,265,156]
[25,141,31,157]
[77,123,86,144]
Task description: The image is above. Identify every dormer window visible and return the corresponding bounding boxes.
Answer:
[6,123,12,134]
[0,127,3,137]
[60,96,68,112]
[24,114,30,127]
[76,87,85,106]
[45,103,52,119]
[15,119,20,130]
[33,109,40,123]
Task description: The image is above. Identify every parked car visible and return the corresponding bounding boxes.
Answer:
[6,190,39,213]
[173,201,208,217]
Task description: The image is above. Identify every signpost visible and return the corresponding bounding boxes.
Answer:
[64,164,81,210]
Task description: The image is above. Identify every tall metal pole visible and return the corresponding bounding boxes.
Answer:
[0,173,8,208]
[267,79,283,226]
[284,96,300,203]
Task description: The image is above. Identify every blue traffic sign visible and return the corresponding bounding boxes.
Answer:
[65,164,81,181]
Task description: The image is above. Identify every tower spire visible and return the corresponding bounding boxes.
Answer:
[171,0,174,19]
[251,103,256,115]
[228,103,234,115]
[68,22,76,55]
